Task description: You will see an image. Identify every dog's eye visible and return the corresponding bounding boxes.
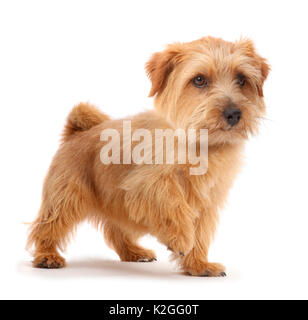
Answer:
[192,75,208,88]
[237,74,246,88]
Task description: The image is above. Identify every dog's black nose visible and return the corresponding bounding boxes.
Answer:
[223,106,242,126]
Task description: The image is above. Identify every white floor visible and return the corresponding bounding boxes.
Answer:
[3,222,308,300]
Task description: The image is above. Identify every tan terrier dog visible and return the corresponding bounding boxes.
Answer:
[27,37,269,276]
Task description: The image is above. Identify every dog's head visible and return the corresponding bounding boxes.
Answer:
[146,37,270,145]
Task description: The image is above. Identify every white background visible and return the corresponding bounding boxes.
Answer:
[0,0,308,300]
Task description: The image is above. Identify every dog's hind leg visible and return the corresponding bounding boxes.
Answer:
[27,202,84,269]
[104,222,156,262]
[28,222,67,269]
[27,176,94,269]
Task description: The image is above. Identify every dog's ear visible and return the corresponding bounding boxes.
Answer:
[146,45,183,97]
[237,39,270,96]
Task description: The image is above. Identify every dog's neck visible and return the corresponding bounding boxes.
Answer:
[153,94,185,128]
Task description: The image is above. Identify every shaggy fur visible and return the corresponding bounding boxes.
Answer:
[27,37,269,276]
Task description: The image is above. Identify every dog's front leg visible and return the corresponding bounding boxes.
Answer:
[155,207,196,257]
[179,208,226,277]
[125,174,197,257]
[149,194,197,257]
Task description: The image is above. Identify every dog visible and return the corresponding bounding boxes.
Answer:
[27,36,269,276]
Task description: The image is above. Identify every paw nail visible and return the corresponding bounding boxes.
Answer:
[201,273,210,277]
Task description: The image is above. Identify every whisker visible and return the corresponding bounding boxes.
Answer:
[255,116,273,122]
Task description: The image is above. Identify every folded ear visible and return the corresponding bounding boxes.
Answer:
[146,45,183,97]
[237,39,270,96]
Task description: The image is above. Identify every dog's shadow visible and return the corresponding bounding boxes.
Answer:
[18,258,185,280]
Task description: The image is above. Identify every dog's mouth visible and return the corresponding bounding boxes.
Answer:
[204,121,254,145]
[223,126,235,132]
[197,111,261,145]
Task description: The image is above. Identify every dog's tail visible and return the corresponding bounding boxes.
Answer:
[62,102,110,142]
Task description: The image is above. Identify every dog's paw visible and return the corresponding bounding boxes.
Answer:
[120,248,157,263]
[33,254,66,269]
[167,246,190,257]
[137,257,157,263]
[167,236,194,257]
[187,262,226,277]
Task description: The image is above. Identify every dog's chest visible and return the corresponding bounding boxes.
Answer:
[187,143,243,211]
